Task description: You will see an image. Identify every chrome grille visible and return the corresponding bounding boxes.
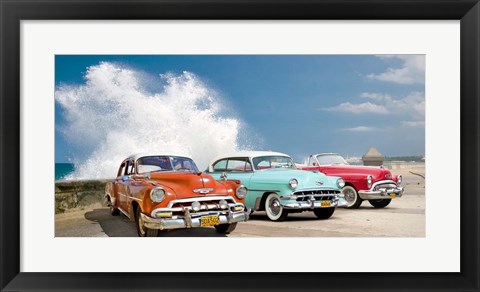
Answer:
[171,200,224,209]
[293,190,340,196]
[293,190,339,202]
[171,199,227,216]
[374,183,397,191]
[296,196,335,202]
[154,195,240,217]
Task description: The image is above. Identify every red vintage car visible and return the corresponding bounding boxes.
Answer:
[105,153,249,237]
[297,153,403,208]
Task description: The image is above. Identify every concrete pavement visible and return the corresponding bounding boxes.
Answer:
[55,169,425,237]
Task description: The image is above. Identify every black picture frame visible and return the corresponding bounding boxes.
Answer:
[1,1,479,291]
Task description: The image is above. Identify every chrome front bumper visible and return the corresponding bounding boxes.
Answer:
[141,209,249,230]
[358,186,404,200]
[281,198,339,210]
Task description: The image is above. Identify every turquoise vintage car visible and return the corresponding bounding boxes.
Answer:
[206,151,346,221]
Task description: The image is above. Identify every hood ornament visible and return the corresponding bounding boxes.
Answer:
[315,181,324,186]
[193,188,214,194]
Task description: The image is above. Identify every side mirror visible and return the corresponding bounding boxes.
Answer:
[220,172,227,180]
[121,175,129,182]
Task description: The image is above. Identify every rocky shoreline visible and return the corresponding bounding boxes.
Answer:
[55,179,113,214]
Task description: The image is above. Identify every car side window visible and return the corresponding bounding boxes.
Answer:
[226,158,252,172]
[308,156,317,166]
[212,159,227,172]
[126,160,135,175]
[117,162,126,178]
[256,159,270,169]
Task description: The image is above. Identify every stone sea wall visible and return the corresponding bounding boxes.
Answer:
[383,161,425,170]
[55,179,113,214]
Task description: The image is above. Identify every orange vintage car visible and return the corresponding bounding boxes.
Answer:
[105,153,249,237]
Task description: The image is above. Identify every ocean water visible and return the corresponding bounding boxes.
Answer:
[55,163,75,180]
[55,62,257,180]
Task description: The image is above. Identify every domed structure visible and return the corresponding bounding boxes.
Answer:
[362,147,384,166]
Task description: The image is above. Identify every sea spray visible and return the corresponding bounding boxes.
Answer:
[56,62,254,179]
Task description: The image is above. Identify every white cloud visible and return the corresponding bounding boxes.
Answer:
[323,102,388,114]
[326,91,424,118]
[367,55,425,84]
[389,91,425,118]
[360,92,393,101]
[341,126,381,132]
[323,91,424,118]
[401,121,425,127]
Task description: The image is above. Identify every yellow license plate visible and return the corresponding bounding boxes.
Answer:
[389,193,396,199]
[201,215,220,227]
[321,200,331,208]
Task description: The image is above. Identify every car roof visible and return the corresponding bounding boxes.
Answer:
[209,150,291,165]
[124,153,192,162]
[313,153,341,156]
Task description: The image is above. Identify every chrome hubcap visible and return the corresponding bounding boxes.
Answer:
[344,189,356,203]
[269,199,281,216]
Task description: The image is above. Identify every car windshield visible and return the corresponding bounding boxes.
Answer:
[316,154,348,165]
[136,156,199,173]
[252,156,296,170]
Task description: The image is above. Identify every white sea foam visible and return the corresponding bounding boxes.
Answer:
[56,62,255,179]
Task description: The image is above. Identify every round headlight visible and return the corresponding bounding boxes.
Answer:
[337,178,345,189]
[289,178,298,189]
[236,185,247,199]
[367,175,373,189]
[150,187,166,203]
[219,200,228,209]
[397,175,402,185]
[191,201,201,212]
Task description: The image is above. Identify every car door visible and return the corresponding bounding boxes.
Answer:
[116,160,132,213]
[123,159,138,213]
[208,158,227,180]
[112,162,126,211]
[224,157,254,186]
[209,157,255,205]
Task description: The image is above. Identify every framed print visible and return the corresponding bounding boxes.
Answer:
[1,0,479,291]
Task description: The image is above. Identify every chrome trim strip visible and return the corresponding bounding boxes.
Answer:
[293,187,340,192]
[128,196,143,202]
[193,188,214,194]
[118,207,131,219]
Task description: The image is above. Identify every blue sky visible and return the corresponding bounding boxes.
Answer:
[55,55,425,165]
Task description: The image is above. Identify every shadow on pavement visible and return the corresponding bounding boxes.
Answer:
[84,208,136,237]
[84,208,227,237]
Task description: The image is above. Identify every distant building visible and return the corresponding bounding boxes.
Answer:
[362,147,384,166]
[345,156,362,165]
